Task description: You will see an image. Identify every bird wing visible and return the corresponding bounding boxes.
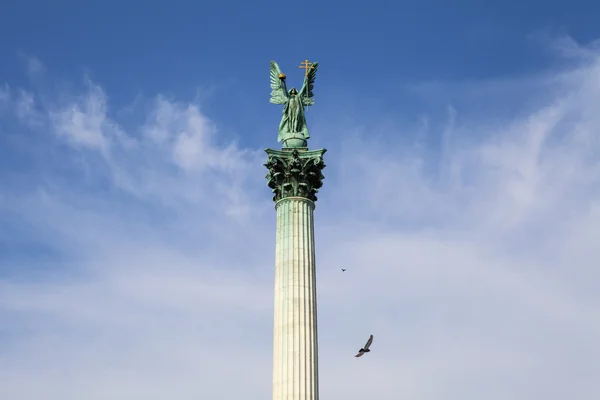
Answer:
[363,335,373,350]
[355,352,364,358]
[270,61,288,105]
[299,61,318,107]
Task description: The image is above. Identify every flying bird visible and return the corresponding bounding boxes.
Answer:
[355,334,374,358]
[341,269,346,272]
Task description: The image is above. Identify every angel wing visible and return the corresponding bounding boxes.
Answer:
[270,61,288,105]
[363,334,373,350]
[299,61,319,107]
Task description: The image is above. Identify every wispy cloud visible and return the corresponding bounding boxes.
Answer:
[1,35,600,399]
[18,53,46,81]
[48,81,120,153]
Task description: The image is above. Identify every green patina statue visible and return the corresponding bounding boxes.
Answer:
[270,60,319,148]
[265,60,326,203]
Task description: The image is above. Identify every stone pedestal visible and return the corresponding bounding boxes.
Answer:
[265,148,326,400]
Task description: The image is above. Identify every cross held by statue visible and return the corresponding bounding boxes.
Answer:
[298,59,315,76]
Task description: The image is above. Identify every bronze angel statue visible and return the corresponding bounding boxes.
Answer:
[270,60,319,148]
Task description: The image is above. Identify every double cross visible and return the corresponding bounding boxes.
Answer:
[298,59,315,77]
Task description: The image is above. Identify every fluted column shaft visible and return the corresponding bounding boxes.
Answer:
[273,196,319,400]
[265,147,325,400]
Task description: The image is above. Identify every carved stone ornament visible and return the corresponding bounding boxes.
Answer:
[264,148,326,203]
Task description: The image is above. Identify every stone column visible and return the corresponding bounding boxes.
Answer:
[265,147,327,400]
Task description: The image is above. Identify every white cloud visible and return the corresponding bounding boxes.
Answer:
[0,84,9,106]
[48,82,120,154]
[18,53,46,79]
[143,96,244,173]
[3,77,264,217]
[1,36,600,399]
[533,32,600,62]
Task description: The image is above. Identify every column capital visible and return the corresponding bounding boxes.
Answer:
[264,147,327,203]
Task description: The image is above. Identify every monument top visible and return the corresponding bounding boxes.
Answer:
[269,60,319,149]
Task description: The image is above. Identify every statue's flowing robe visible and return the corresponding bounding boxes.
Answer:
[278,94,310,142]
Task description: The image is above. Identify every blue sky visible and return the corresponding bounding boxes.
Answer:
[1,1,600,399]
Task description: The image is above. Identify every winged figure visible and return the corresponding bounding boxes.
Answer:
[355,334,374,358]
[270,60,319,148]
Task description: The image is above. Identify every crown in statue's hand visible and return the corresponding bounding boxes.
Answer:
[279,73,286,80]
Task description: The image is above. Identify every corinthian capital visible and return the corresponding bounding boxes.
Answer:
[264,148,327,203]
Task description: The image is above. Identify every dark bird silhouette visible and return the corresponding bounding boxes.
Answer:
[355,334,374,357]
[341,269,346,272]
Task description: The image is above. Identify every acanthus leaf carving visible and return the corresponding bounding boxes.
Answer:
[264,148,326,203]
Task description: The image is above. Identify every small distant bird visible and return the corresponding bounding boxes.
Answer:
[355,334,374,357]
[341,269,346,272]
